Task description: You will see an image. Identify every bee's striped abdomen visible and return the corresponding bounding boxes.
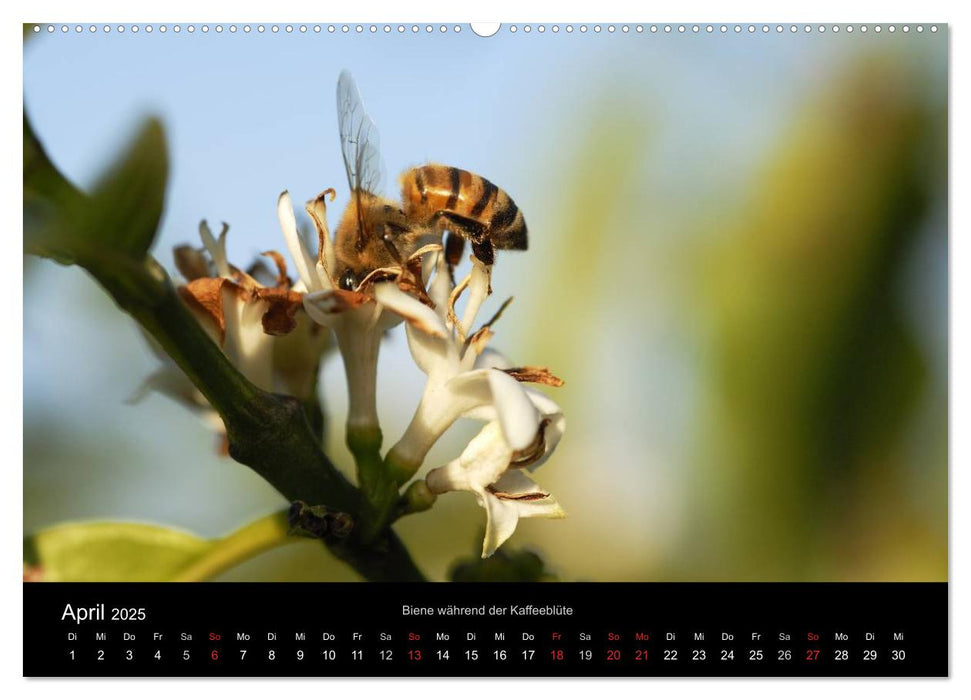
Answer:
[401,164,528,253]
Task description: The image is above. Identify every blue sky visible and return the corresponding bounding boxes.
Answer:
[23,27,887,257]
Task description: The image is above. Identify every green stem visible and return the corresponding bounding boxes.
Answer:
[347,426,401,544]
[172,510,297,582]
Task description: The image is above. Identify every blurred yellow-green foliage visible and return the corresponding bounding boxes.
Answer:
[25,42,946,582]
[685,58,947,580]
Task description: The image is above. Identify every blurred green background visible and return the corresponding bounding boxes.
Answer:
[24,26,947,581]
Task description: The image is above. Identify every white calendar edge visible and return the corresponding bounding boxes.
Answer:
[2,0,966,697]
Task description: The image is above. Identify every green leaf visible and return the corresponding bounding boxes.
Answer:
[24,522,211,582]
[24,114,82,211]
[81,118,169,259]
[23,512,308,582]
[25,115,169,263]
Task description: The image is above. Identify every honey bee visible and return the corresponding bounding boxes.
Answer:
[333,70,528,291]
[401,164,528,268]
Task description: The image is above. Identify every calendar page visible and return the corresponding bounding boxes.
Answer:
[22,20,948,678]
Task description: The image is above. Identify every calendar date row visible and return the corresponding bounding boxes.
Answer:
[65,645,908,665]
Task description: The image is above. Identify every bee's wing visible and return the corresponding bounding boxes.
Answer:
[337,70,384,197]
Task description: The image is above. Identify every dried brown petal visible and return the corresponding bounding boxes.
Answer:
[510,418,552,469]
[358,266,402,290]
[397,256,434,307]
[462,297,513,351]
[260,250,291,287]
[479,296,513,330]
[173,245,211,281]
[467,327,494,355]
[447,273,471,331]
[486,486,550,501]
[182,263,304,340]
[253,287,304,336]
[501,366,565,387]
[179,277,235,343]
[246,258,279,288]
[405,242,444,262]
[306,188,336,268]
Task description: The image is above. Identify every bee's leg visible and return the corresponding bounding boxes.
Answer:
[433,211,494,265]
[444,233,466,284]
[381,235,403,264]
[471,240,495,266]
[444,232,466,266]
[434,211,487,239]
[381,222,432,304]
[380,223,409,264]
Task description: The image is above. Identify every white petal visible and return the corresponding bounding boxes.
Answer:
[221,288,274,391]
[487,370,541,451]
[312,206,337,282]
[198,220,231,278]
[463,404,498,423]
[462,422,515,486]
[491,470,566,520]
[427,423,514,497]
[427,426,565,558]
[474,347,513,370]
[315,261,335,291]
[480,491,521,558]
[459,257,491,334]
[446,368,494,407]
[466,391,564,469]
[533,415,566,471]
[302,290,345,328]
[523,386,562,415]
[522,387,566,469]
[426,459,470,494]
[277,191,321,292]
[477,470,565,558]
[427,250,453,316]
[447,369,539,450]
[404,322,451,377]
[373,283,447,337]
[512,495,564,520]
[375,306,407,333]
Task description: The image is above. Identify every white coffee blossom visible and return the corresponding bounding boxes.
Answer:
[426,389,566,556]
[276,190,439,432]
